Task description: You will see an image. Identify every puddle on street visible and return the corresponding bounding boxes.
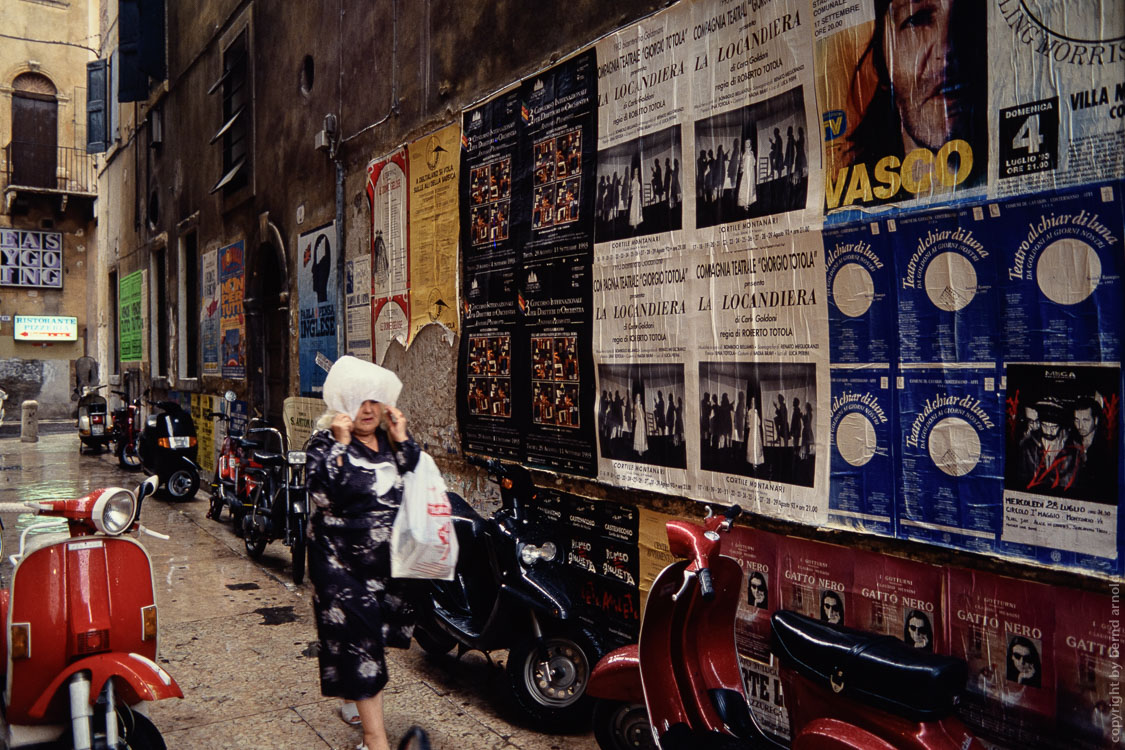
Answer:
[254,605,298,625]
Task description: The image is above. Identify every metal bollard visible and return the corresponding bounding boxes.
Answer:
[20,400,38,443]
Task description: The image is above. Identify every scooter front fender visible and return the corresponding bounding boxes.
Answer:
[27,652,183,721]
[588,644,642,702]
[175,455,203,473]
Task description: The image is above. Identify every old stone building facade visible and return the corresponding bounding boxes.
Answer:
[0,0,99,417]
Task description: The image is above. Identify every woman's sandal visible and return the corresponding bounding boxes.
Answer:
[340,701,362,726]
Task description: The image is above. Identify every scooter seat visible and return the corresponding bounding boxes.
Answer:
[771,610,966,722]
[252,450,286,466]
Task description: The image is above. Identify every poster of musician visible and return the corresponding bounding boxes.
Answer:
[1001,363,1121,567]
[814,0,988,216]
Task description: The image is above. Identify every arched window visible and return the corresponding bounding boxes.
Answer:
[10,72,59,188]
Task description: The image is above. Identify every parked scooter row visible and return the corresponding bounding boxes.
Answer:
[0,475,182,749]
[66,388,991,747]
[588,505,984,750]
[76,388,202,500]
[206,393,309,584]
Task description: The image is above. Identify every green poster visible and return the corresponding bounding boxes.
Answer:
[119,270,143,362]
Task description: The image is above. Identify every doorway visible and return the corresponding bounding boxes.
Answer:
[10,73,58,189]
[246,240,289,427]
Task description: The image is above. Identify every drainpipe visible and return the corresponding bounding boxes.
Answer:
[335,156,345,359]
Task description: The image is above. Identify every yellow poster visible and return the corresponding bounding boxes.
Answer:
[407,122,460,341]
[637,507,678,611]
[283,396,326,451]
[192,393,216,480]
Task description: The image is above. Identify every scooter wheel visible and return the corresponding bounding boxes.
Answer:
[116,707,167,749]
[414,624,457,657]
[66,705,167,750]
[118,440,143,471]
[208,489,225,520]
[244,519,268,559]
[166,468,200,500]
[592,701,655,750]
[291,518,307,585]
[507,629,603,729]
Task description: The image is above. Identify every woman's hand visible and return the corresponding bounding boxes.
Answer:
[383,406,407,444]
[330,413,353,445]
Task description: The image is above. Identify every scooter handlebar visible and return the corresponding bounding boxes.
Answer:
[466,454,505,477]
[0,502,30,514]
[697,568,715,600]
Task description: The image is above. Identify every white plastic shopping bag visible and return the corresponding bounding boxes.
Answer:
[391,452,458,580]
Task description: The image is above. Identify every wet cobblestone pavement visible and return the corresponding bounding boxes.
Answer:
[0,434,599,750]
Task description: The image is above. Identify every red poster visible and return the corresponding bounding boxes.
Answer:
[777,537,855,628]
[722,526,780,663]
[947,569,1056,746]
[1055,588,1125,750]
[853,550,945,653]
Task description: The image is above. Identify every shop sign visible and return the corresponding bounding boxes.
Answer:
[14,315,77,341]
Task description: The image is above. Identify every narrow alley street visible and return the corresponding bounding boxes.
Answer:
[0,433,599,750]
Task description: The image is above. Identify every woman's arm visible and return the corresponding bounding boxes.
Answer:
[305,430,351,496]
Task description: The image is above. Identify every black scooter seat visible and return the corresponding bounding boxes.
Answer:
[252,450,286,466]
[771,610,966,722]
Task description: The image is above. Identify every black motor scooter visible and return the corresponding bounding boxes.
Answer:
[413,455,605,729]
[76,384,113,454]
[139,397,202,500]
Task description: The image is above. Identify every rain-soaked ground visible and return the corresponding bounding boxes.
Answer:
[0,433,600,750]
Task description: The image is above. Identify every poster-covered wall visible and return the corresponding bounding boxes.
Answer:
[589,0,829,519]
[297,222,338,396]
[449,0,1125,576]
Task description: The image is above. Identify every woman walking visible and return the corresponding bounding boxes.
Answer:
[306,357,419,750]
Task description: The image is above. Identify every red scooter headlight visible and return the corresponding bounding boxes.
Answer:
[92,489,137,535]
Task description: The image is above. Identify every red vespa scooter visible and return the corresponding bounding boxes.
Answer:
[0,476,183,749]
[588,506,984,750]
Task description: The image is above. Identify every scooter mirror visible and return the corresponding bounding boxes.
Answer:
[138,475,160,502]
[224,390,236,403]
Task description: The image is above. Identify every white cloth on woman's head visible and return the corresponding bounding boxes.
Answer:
[322,355,403,418]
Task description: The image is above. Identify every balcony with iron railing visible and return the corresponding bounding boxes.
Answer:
[2,141,97,197]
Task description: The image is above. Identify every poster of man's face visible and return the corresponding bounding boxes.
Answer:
[903,609,934,651]
[821,0,988,211]
[1006,635,1042,688]
[820,590,844,625]
[1003,364,1120,503]
[747,571,769,609]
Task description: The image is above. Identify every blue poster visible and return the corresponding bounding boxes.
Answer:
[297,222,338,396]
[892,207,999,364]
[824,222,894,365]
[829,368,894,536]
[989,181,1124,364]
[897,367,1003,554]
